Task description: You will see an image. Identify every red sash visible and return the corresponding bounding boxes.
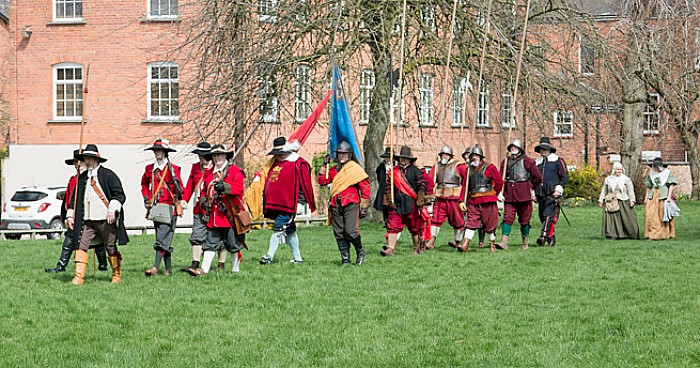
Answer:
[391,166,417,199]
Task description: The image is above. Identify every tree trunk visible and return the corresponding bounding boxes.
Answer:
[619,67,646,179]
[678,125,700,199]
[363,46,392,221]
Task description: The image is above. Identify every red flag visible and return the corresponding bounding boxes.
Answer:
[289,90,333,145]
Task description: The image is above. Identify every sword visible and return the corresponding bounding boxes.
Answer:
[192,120,206,141]
[556,197,572,226]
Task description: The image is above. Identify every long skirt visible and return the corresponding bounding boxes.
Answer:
[602,199,639,239]
[644,189,675,240]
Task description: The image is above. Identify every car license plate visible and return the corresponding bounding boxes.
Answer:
[8,223,31,230]
[13,207,29,212]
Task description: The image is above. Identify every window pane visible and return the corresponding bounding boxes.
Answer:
[171,84,179,99]
[75,68,82,80]
[151,103,159,117]
[151,84,159,99]
[66,3,74,18]
[66,102,75,116]
[66,85,74,99]
[75,2,82,17]
[151,67,159,79]
[57,3,65,17]
[76,101,83,115]
[57,85,65,99]
[66,68,74,80]
[57,69,64,80]
[170,67,178,79]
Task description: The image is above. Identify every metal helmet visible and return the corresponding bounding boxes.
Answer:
[461,146,471,159]
[507,139,524,152]
[470,144,485,158]
[438,145,454,157]
[335,141,353,154]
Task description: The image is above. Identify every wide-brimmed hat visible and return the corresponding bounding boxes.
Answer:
[64,149,80,165]
[76,144,108,163]
[144,138,177,153]
[267,137,287,155]
[205,144,234,160]
[395,146,417,162]
[649,157,668,168]
[192,141,212,156]
[379,147,392,158]
[534,137,556,153]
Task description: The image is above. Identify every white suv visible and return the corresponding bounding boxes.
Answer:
[1,186,66,240]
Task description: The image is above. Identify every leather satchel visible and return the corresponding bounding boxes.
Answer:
[148,203,173,224]
[234,209,252,234]
[604,192,620,213]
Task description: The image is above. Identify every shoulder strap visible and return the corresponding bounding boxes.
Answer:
[90,176,110,208]
[149,167,168,204]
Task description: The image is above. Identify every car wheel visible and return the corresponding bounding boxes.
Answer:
[5,233,21,240]
[47,219,64,240]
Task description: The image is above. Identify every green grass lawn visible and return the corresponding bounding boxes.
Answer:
[2,203,700,367]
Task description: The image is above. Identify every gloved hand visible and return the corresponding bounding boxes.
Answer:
[359,208,368,219]
[214,181,226,194]
[416,190,426,207]
[498,193,505,202]
[179,200,188,210]
[144,199,153,209]
[459,202,467,212]
[323,154,332,165]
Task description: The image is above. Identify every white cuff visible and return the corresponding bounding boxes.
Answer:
[554,185,564,195]
[108,200,122,213]
[66,209,74,219]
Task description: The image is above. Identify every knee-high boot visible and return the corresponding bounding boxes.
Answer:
[349,236,365,266]
[337,239,351,266]
[72,250,89,285]
[46,243,74,273]
[95,245,108,272]
[108,252,122,283]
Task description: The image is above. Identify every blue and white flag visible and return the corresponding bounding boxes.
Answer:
[329,66,363,165]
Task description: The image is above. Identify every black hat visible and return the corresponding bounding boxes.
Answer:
[267,137,287,155]
[65,149,80,165]
[192,141,212,156]
[144,138,177,153]
[649,157,667,168]
[76,144,108,163]
[379,147,392,158]
[395,146,417,162]
[205,144,234,160]
[534,137,556,153]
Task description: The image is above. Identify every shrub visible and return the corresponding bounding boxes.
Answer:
[565,165,602,202]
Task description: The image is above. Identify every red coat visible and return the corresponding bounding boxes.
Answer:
[141,163,183,205]
[264,156,316,215]
[202,164,245,229]
[182,162,213,215]
[318,166,371,207]
[499,155,542,202]
[463,163,504,205]
[64,175,78,212]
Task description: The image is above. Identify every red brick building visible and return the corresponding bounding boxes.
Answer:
[0,0,693,227]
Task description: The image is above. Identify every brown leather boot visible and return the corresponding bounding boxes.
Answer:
[456,239,470,252]
[108,253,122,283]
[522,236,529,250]
[489,240,497,253]
[412,235,422,255]
[381,233,398,256]
[72,250,89,286]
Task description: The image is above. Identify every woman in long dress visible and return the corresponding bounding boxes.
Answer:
[598,162,639,239]
[644,157,677,240]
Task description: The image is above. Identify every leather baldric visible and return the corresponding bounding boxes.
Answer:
[90,176,110,208]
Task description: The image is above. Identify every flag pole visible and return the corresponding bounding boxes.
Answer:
[461,0,494,210]
[391,0,408,201]
[502,0,532,182]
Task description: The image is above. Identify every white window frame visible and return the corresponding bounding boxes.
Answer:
[553,110,574,137]
[419,73,435,126]
[294,64,312,123]
[579,36,595,76]
[147,0,179,20]
[643,93,660,134]
[147,62,180,121]
[531,45,546,70]
[53,62,83,121]
[53,0,83,22]
[476,81,489,127]
[502,83,513,128]
[359,69,375,125]
[420,5,435,33]
[451,77,467,127]
[259,75,279,123]
[259,0,277,22]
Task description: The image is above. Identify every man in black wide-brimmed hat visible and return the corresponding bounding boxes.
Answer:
[180,141,216,273]
[45,149,109,274]
[66,144,128,285]
[533,137,569,247]
[381,145,427,257]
